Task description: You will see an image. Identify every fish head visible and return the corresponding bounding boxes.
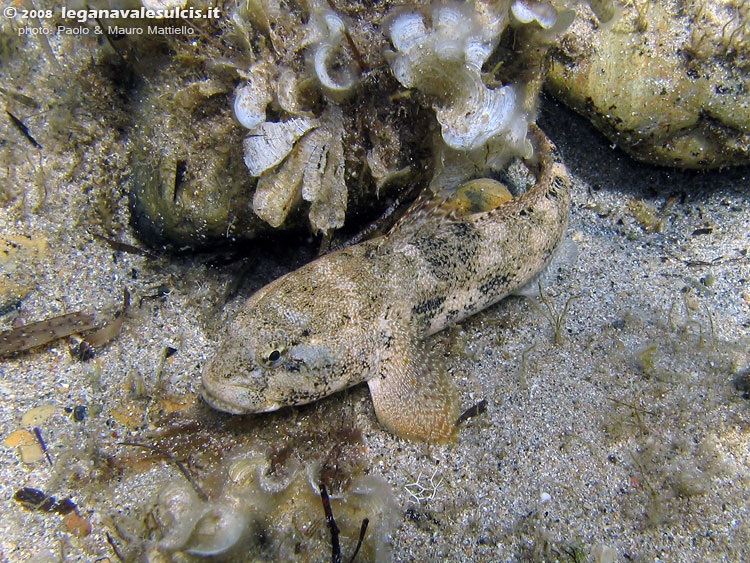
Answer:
[201,266,365,414]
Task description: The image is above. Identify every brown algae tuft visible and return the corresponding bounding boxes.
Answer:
[627,200,664,234]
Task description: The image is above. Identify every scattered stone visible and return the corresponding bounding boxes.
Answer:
[21,404,58,427]
[63,512,92,538]
[548,1,750,168]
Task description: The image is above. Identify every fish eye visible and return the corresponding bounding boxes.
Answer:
[260,346,286,368]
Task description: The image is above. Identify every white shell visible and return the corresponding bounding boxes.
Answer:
[250,105,349,232]
[434,4,472,45]
[234,82,271,130]
[252,129,317,227]
[386,11,427,53]
[300,128,332,209]
[438,82,517,151]
[511,0,558,29]
[155,482,206,552]
[388,8,517,152]
[226,454,268,489]
[308,9,359,101]
[184,504,249,556]
[387,3,538,158]
[313,43,358,102]
[302,107,347,233]
[242,117,317,177]
[275,68,314,117]
[321,10,346,41]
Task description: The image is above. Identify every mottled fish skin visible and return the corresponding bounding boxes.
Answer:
[202,126,571,441]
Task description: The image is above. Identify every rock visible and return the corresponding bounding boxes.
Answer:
[128,68,274,250]
[547,0,750,168]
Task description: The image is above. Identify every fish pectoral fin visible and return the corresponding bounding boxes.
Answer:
[367,339,458,443]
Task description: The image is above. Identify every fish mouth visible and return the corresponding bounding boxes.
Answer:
[200,379,282,414]
[201,380,256,414]
[200,386,251,414]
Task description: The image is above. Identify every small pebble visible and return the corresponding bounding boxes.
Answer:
[5,430,43,463]
[63,512,91,538]
[591,543,616,563]
[21,404,57,427]
[4,428,34,448]
[73,405,87,422]
[19,443,44,464]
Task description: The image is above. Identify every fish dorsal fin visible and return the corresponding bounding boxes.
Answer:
[381,189,460,251]
[381,178,515,252]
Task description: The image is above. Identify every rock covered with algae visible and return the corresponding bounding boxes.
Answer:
[129,0,588,249]
[547,0,750,168]
[129,69,273,250]
[128,0,431,248]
